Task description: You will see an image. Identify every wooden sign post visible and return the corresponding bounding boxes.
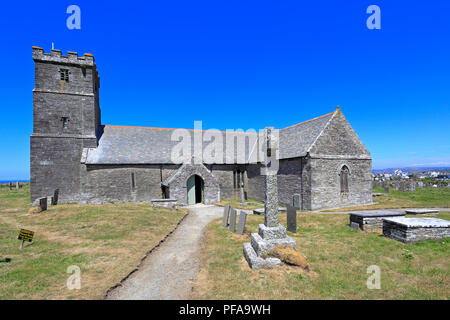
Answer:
[18,229,34,249]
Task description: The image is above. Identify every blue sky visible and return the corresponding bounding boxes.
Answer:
[0,1,449,179]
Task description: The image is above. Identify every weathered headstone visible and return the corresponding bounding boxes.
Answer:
[52,189,59,205]
[286,204,297,233]
[229,208,237,232]
[222,204,231,227]
[418,181,424,188]
[236,211,247,235]
[382,184,389,193]
[39,197,47,211]
[15,182,19,189]
[243,127,296,269]
[293,194,301,210]
[239,183,246,206]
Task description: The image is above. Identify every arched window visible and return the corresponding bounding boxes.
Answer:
[340,166,349,193]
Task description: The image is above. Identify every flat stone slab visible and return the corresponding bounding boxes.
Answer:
[349,210,405,231]
[253,207,286,215]
[350,210,402,217]
[405,209,440,215]
[373,193,387,197]
[383,217,450,243]
[383,217,450,228]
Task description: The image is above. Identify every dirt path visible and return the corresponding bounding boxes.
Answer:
[105,204,222,300]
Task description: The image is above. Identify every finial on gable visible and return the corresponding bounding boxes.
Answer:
[336,105,342,114]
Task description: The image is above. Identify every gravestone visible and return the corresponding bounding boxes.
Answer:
[293,194,301,210]
[16,182,19,189]
[418,181,424,188]
[229,208,237,232]
[243,127,296,269]
[222,204,231,227]
[39,197,47,211]
[236,211,247,235]
[239,182,246,206]
[52,189,59,205]
[382,184,389,193]
[286,204,297,233]
[9,182,12,190]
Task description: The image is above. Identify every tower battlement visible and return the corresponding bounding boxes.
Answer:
[32,46,95,67]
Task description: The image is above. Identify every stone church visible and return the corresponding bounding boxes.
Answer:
[30,47,373,210]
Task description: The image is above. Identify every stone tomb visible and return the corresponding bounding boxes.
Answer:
[349,210,405,231]
[151,198,178,208]
[405,209,439,215]
[383,217,450,242]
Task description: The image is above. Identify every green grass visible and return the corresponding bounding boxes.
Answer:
[0,183,187,299]
[215,198,265,210]
[191,212,450,300]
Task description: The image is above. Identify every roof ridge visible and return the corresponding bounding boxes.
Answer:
[102,125,261,135]
[280,110,337,131]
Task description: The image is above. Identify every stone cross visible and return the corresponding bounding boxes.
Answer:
[264,127,279,228]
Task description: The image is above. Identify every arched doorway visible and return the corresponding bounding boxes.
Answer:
[187,175,204,205]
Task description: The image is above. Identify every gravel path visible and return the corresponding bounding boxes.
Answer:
[105,204,222,300]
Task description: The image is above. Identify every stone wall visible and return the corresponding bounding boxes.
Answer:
[309,158,372,210]
[81,164,177,203]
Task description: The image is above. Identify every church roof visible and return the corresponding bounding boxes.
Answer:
[84,110,337,165]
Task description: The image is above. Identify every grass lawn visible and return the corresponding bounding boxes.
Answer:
[0,184,187,299]
[191,212,450,299]
[215,198,265,210]
[325,187,450,212]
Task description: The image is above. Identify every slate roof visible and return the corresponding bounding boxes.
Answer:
[84,110,337,165]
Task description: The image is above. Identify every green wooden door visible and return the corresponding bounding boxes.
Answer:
[187,175,196,205]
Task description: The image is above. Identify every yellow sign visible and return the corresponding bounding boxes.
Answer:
[18,229,34,242]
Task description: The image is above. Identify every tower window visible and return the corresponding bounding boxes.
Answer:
[61,117,69,129]
[60,69,69,82]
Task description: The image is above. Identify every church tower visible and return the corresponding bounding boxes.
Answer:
[30,47,101,202]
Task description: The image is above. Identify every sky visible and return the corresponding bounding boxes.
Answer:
[0,0,449,179]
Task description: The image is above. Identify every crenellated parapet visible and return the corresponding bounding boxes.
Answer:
[32,46,95,67]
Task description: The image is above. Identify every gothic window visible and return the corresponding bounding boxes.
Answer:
[340,166,349,193]
[60,69,69,82]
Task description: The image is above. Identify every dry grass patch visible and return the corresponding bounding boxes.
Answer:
[0,184,187,299]
[191,212,450,300]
